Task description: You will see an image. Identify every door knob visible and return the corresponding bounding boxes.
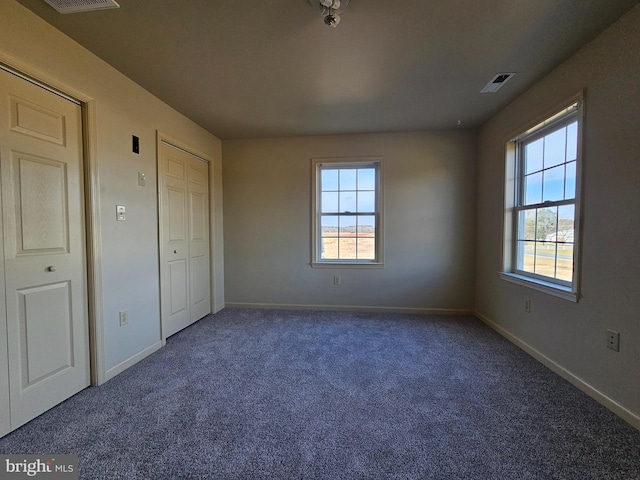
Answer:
[46,266,56,272]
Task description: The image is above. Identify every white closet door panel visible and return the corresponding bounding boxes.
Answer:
[0,69,89,431]
[187,160,210,322]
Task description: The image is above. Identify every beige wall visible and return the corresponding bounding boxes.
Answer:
[0,1,224,381]
[476,5,640,426]
[223,131,477,312]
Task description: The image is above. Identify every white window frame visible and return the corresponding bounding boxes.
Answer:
[501,93,584,301]
[311,157,384,268]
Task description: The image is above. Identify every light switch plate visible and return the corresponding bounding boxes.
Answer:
[116,205,126,221]
[138,172,146,186]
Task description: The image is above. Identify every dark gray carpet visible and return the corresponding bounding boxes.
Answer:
[1,308,639,479]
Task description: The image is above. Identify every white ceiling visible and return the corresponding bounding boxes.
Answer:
[16,0,639,139]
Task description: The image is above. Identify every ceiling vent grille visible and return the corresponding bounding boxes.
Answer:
[44,0,120,14]
[480,73,515,93]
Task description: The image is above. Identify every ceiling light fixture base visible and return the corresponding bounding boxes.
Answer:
[309,0,351,27]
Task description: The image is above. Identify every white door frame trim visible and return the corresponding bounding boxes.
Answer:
[0,51,106,386]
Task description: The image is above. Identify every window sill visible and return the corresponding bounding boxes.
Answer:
[312,261,384,269]
[499,272,578,302]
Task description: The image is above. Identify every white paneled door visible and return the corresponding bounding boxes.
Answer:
[159,140,210,338]
[0,68,90,436]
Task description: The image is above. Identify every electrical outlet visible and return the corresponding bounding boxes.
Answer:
[333,275,340,285]
[606,329,620,352]
[119,309,129,326]
[524,299,531,313]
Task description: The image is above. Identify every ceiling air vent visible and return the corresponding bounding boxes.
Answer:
[44,0,120,14]
[480,73,515,93]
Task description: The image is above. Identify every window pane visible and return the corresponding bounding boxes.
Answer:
[518,209,537,240]
[566,122,577,161]
[321,238,338,259]
[339,192,357,212]
[357,191,375,212]
[516,206,575,282]
[321,215,339,236]
[542,165,565,202]
[534,242,557,278]
[524,172,542,205]
[339,238,357,259]
[321,192,339,213]
[339,216,356,235]
[358,168,376,190]
[518,241,535,273]
[556,205,575,282]
[357,215,375,235]
[321,169,339,191]
[543,128,566,169]
[340,169,357,190]
[558,205,575,242]
[556,243,574,282]
[565,161,576,199]
[524,138,543,174]
[535,207,557,241]
[357,238,375,259]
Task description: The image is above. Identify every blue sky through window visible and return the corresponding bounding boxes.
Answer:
[522,122,577,206]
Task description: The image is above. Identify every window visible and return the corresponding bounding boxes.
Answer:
[502,96,583,299]
[312,158,383,267]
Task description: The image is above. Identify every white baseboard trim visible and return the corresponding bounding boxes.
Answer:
[213,303,225,314]
[103,341,163,383]
[225,302,473,316]
[474,311,640,431]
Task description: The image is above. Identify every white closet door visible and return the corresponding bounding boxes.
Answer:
[159,141,210,338]
[0,68,89,432]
